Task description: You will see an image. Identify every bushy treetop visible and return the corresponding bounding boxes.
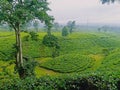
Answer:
[0,0,54,28]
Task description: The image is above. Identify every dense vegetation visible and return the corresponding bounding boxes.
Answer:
[40,54,94,73]
[0,31,120,89]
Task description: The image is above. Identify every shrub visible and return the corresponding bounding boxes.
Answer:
[23,35,30,41]
[23,57,37,77]
[42,34,58,47]
[117,80,120,90]
[65,75,117,90]
[0,51,7,60]
[62,26,69,36]
[29,31,39,41]
[15,57,37,78]
[0,75,118,90]
[40,54,94,73]
[42,34,60,57]
[102,48,110,56]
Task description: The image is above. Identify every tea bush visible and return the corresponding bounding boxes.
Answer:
[40,54,94,73]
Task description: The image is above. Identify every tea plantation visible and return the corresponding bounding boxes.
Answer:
[0,31,120,90]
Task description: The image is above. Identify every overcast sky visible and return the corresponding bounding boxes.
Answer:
[48,0,120,25]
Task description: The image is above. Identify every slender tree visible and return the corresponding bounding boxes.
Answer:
[62,26,69,36]
[45,21,53,35]
[33,20,39,32]
[0,0,54,78]
[67,21,76,33]
[54,22,59,31]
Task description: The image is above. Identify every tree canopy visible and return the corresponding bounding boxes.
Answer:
[101,0,120,4]
[0,0,54,28]
[67,21,76,33]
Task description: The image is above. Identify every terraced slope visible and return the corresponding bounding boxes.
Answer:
[40,54,94,73]
[0,31,120,78]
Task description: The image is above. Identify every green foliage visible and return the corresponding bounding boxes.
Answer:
[23,31,39,41]
[23,58,37,77]
[62,26,69,36]
[42,34,60,57]
[0,34,15,61]
[54,22,59,31]
[40,54,94,73]
[67,21,76,33]
[0,32,119,59]
[98,51,120,76]
[33,20,39,32]
[1,31,120,89]
[0,51,7,60]
[101,0,116,4]
[29,31,39,41]
[23,35,30,41]
[102,48,110,56]
[0,75,119,90]
[42,34,59,48]
[16,57,37,78]
[0,60,17,82]
[117,80,120,90]
[0,0,54,28]
[0,0,54,79]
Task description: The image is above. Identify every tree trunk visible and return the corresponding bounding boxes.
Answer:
[15,26,25,79]
[47,29,51,36]
[15,31,19,68]
[18,29,23,67]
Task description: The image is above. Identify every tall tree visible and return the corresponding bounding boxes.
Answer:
[45,21,53,35]
[21,21,32,31]
[67,21,76,33]
[62,26,69,36]
[54,22,59,31]
[33,19,39,32]
[0,0,54,78]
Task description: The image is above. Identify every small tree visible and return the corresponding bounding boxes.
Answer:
[62,26,69,36]
[43,21,60,57]
[46,23,53,35]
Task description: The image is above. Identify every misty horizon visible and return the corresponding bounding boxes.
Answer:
[48,0,120,25]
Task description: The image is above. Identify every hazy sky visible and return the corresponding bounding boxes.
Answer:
[48,0,120,24]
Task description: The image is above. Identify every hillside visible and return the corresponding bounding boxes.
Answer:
[0,31,120,89]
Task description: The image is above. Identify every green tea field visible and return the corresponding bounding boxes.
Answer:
[0,31,120,89]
